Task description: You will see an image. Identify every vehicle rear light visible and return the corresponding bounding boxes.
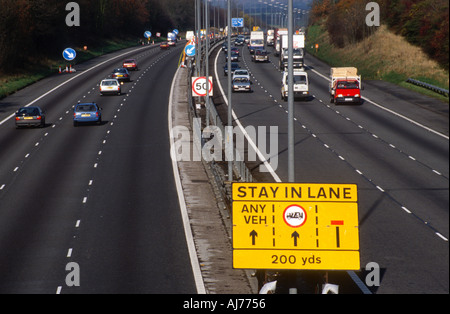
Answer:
[16,117,20,120]
[96,112,99,117]
[37,116,42,120]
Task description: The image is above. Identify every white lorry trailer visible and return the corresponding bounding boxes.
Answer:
[279,34,305,70]
[249,31,265,54]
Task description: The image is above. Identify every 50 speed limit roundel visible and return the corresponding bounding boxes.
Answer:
[192,77,213,97]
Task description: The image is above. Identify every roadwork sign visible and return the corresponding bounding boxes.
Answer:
[232,183,360,270]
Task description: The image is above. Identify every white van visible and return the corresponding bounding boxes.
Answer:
[281,70,309,101]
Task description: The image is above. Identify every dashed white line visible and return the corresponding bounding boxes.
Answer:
[401,206,412,214]
[436,232,448,242]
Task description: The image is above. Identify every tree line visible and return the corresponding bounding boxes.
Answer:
[309,0,449,70]
[0,0,196,72]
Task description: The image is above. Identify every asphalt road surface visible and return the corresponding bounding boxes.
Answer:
[0,43,198,294]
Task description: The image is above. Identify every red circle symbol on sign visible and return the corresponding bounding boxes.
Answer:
[192,77,213,97]
[283,205,307,228]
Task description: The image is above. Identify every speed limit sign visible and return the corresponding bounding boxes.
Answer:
[192,77,213,97]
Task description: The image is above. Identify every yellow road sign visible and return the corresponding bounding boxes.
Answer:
[234,250,360,270]
[232,183,360,270]
[233,183,357,202]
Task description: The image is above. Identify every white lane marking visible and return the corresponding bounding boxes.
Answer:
[168,67,206,295]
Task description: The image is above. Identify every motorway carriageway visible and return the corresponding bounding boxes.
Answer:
[0,42,201,294]
[212,41,448,294]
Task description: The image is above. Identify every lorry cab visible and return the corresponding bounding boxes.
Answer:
[281,70,309,101]
[333,80,361,104]
[329,67,362,105]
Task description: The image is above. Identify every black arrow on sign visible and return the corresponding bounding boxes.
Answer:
[250,230,258,245]
[292,231,300,247]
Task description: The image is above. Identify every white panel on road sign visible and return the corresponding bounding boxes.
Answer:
[232,18,244,28]
[192,77,213,97]
[185,45,196,57]
[63,48,76,61]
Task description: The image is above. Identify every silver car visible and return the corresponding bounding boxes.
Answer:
[15,106,46,128]
[232,76,252,92]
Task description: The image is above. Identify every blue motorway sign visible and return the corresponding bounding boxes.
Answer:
[63,48,76,61]
[144,31,152,39]
[185,45,196,57]
[232,18,244,28]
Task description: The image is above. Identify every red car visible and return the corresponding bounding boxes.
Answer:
[160,42,170,50]
[122,59,138,71]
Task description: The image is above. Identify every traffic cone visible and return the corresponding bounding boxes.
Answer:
[59,66,62,74]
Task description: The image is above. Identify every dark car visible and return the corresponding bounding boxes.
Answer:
[252,49,269,62]
[231,47,240,55]
[73,103,102,127]
[160,42,170,49]
[223,63,241,76]
[111,68,130,82]
[15,106,45,128]
[225,51,239,62]
[222,42,228,53]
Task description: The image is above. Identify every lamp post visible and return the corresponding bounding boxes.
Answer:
[287,0,294,182]
[227,0,233,181]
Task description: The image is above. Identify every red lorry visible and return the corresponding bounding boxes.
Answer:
[329,67,362,105]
